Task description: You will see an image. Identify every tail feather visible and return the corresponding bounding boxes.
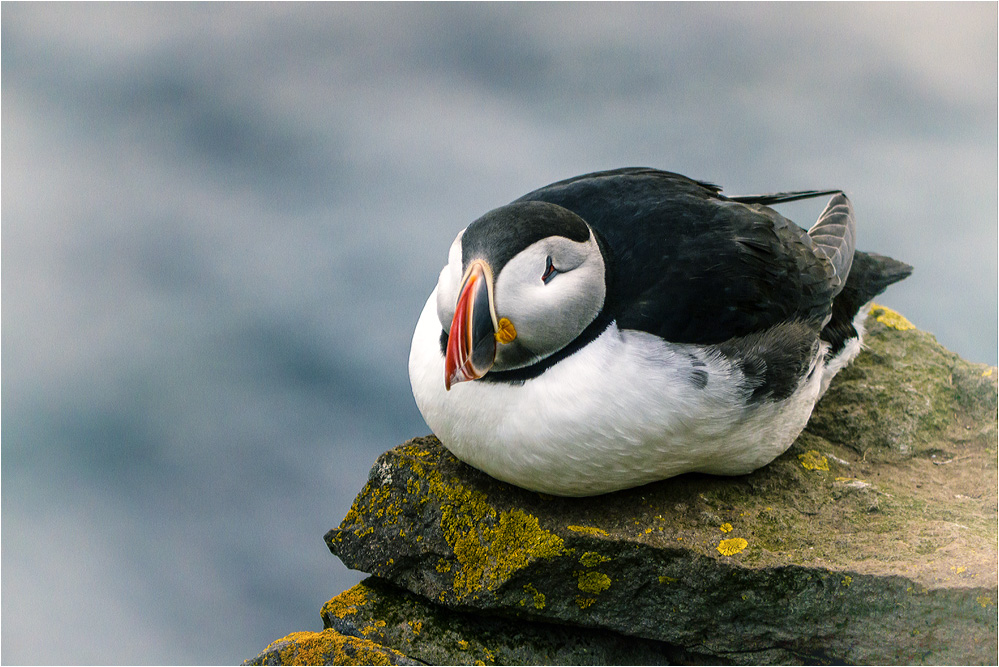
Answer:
[822,251,913,355]
[808,193,856,296]
[729,189,842,205]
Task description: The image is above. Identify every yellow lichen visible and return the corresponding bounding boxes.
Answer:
[407,620,422,635]
[446,507,566,596]
[579,551,612,567]
[360,620,387,636]
[977,595,994,608]
[258,629,403,666]
[982,367,994,377]
[414,462,567,598]
[952,565,967,575]
[567,524,609,536]
[576,570,612,594]
[841,575,853,587]
[322,584,370,620]
[872,304,915,331]
[717,537,748,556]
[658,575,677,584]
[372,446,570,601]
[576,596,596,609]
[798,450,829,471]
[719,523,733,533]
[523,583,546,609]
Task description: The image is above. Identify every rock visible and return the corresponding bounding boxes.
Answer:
[246,306,998,665]
[242,628,418,666]
[319,576,720,665]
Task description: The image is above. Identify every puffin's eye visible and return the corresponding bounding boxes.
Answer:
[542,255,558,284]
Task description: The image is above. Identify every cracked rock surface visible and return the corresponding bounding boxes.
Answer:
[246,307,998,665]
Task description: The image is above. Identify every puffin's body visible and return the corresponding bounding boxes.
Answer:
[409,168,911,496]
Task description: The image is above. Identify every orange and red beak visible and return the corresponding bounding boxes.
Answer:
[444,260,499,390]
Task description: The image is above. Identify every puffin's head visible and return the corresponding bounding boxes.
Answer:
[436,201,606,389]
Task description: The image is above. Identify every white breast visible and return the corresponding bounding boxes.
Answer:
[409,289,828,496]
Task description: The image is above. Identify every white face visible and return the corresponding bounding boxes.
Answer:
[435,227,606,372]
[435,228,465,332]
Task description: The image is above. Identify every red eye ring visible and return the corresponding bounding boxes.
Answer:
[542,256,558,284]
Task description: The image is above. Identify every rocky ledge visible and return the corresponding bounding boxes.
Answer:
[245,306,997,665]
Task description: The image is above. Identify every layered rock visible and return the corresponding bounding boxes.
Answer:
[245,306,998,665]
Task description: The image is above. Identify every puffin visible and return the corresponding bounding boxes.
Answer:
[408,168,912,496]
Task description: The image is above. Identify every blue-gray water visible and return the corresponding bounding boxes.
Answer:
[3,4,996,664]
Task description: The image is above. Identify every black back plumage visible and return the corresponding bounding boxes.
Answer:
[472,168,910,394]
[514,168,844,345]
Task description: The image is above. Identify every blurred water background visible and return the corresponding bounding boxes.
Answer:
[3,4,996,664]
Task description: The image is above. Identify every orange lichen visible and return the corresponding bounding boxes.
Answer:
[256,629,404,666]
[322,585,370,620]
[717,537,748,556]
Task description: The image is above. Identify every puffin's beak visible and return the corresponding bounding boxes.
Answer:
[445,260,498,390]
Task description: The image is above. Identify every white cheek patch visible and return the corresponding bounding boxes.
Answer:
[493,234,605,366]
